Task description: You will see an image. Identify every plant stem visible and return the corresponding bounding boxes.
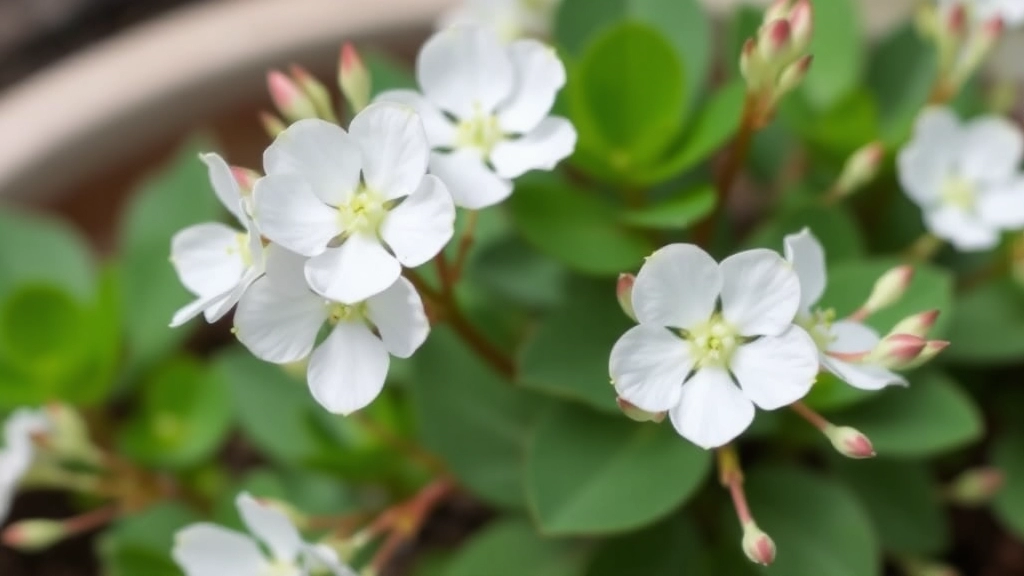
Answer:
[903,232,944,263]
[369,479,457,574]
[351,412,448,475]
[451,211,479,282]
[790,401,831,432]
[696,94,759,247]
[716,445,752,525]
[62,505,120,536]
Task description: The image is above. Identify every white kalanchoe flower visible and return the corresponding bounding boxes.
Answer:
[173,492,356,576]
[254,102,455,304]
[609,245,819,449]
[234,246,429,415]
[898,107,1024,251]
[439,0,562,41]
[937,0,1024,27]
[783,229,907,391]
[0,409,50,524]
[376,25,577,209]
[170,153,265,327]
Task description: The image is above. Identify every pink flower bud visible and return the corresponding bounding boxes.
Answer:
[868,333,927,369]
[763,0,793,24]
[339,42,371,114]
[861,265,914,316]
[2,520,67,552]
[617,274,637,322]
[289,64,337,121]
[259,111,287,138]
[758,19,793,62]
[984,16,1005,41]
[890,310,940,339]
[616,397,665,423]
[835,142,885,197]
[267,70,318,122]
[947,467,1004,506]
[741,522,776,566]
[775,54,813,96]
[945,3,968,38]
[788,0,814,51]
[900,340,950,370]
[825,426,875,459]
[231,166,261,195]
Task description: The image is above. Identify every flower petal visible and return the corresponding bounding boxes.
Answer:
[783,228,826,311]
[172,524,266,576]
[264,119,361,205]
[308,321,390,415]
[365,277,430,358]
[730,326,819,410]
[497,39,566,133]
[821,356,907,391]
[669,367,754,449]
[897,107,961,208]
[609,324,692,413]
[632,243,721,330]
[253,174,341,257]
[924,205,1000,252]
[720,249,800,337]
[380,175,455,267]
[978,178,1024,229]
[417,26,514,118]
[171,292,230,328]
[200,152,245,223]
[429,150,513,209]
[305,234,401,304]
[490,117,576,179]
[375,89,456,147]
[348,102,430,200]
[234,276,326,364]
[959,116,1024,185]
[828,320,879,354]
[202,266,263,324]
[236,493,303,564]
[302,544,359,576]
[171,222,246,297]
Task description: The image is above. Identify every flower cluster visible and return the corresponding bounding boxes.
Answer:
[610,229,947,449]
[169,25,576,415]
[739,0,814,124]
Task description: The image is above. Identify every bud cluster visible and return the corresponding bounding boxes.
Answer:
[740,0,814,123]
[918,2,1004,102]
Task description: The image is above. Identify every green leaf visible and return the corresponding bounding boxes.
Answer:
[569,23,686,168]
[834,458,949,556]
[365,49,416,95]
[801,0,863,110]
[412,327,547,509]
[119,140,226,369]
[620,185,716,231]
[803,372,874,413]
[993,428,1024,540]
[743,467,881,576]
[519,277,629,412]
[510,176,654,276]
[585,514,709,576]
[782,89,880,154]
[0,285,87,372]
[444,519,589,576]
[526,403,711,535]
[867,24,938,145]
[819,259,954,337]
[466,234,567,309]
[835,371,983,458]
[214,468,354,528]
[100,503,198,576]
[119,357,233,469]
[0,208,95,301]
[946,279,1024,364]
[746,202,865,262]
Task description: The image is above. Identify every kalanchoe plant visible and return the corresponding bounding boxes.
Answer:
[7,0,1024,575]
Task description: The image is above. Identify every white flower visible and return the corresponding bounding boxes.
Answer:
[0,409,50,523]
[783,229,906,391]
[937,0,1024,26]
[234,246,429,415]
[170,153,264,327]
[439,0,562,41]
[253,103,455,304]
[173,492,356,576]
[377,26,577,209]
[898,107,1024,251]
[609,245,819,449]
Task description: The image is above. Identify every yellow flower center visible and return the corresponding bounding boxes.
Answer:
[685,315,739,368]
[231,232,254,267]
[796,307,837,352]
[940,175,976,211]
[326,302,365,325]
[260,560,301,576]
[455,110,504,155]
[337,188,386,234]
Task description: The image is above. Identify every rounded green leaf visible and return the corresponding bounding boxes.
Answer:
[801,0,863,110]
[585,514,710,576]
[993,429,1024,540]
[444,519,589,576]
[834,371,983,458]
[467,235,567,309]
[100,503,199,576]
[620,185,717,231]
[946,279,1024,364]
[526,403,711,535]
[867,24,938,145]
[744,467,881,576]
[0,284,86,370]
[746,202,866,262]
[0,209,95,301]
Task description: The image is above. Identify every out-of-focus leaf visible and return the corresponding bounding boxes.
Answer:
[443,519,589,576]
[466,235,567,309]
[365,49,417,95]
[946,279,1024,364]
[585,514,709,576]
[802,372,873,413]
[620,185,716,231]
[835,371,983,458]
[993,428,1024,540]
[0,209,94,301]
[526,403,711,535]
[782,89,880,155]
[746,202,865,262]
[867,24,938,145]
[100,503,198,576]
[213,468,354,528]
[801,0,863,110]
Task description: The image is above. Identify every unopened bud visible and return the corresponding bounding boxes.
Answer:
[259,111,287,138]
[788,0,814,52]
[861,265,914,315]
[945,3,968,39]
[835,142,885,197]
[231,167,261,196]
[267,70,318,122]
[900,340,950,370]
[289,65,337,122]
[890,310,940,339]
[616,397,665,423]
[947,467,1004,506]
[763,0,792,24]
[617,274,637,321]
[775,54,813,96]
[825,425,875,459]
[983,16,1005,42]
[741,522,776,566]
[867,333,927,369]
[339,43,371,114]
[2,520,67,552]
[758,19,793,62]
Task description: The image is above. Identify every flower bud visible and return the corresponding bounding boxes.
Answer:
[825,425,875,459]
[617,274,637,321]
[2,520,68,552]
[890,310,940,339]
[616,397,665,423]
[899,340,950,370]
[741,522,776,566]
[763,0,792,24]
[267,70,319,122]
[835,142,885,197]
[739,38,758,84]
[861,265,914,316]
[901,558,961,576]
[339,43,371,114]
[775,54,813,96]
[259,111,287,139]
[867,333,927,369]
[944,3,968,40]
[947,466,1004,506]
[289,65,337,122]
[758,19,793,62]
[231,167,261,196]
[788,0,814,52]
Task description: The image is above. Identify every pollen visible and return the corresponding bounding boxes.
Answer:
[337,188,386,234]
[455,106,504,155]
[686,314,739,368]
